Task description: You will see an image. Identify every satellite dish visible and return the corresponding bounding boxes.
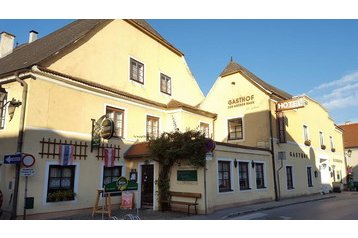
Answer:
[94,115,114,140]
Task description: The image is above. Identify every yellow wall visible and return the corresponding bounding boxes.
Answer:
[43,20,204,108]
[200,72,271,148]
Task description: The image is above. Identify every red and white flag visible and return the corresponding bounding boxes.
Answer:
[59,145,74,166]
[104,148,115,167]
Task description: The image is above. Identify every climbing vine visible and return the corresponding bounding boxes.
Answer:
[148,129,208,208]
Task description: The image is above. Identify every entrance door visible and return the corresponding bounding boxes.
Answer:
[320,161,331,194]
[141,164,154,208]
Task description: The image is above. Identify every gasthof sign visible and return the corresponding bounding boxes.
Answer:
[276,97,305,112]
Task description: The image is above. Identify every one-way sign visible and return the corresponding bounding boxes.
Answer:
[4,153,22,164]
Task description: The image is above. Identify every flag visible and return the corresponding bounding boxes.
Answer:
[104,148,115,167]
[59,145,74,166]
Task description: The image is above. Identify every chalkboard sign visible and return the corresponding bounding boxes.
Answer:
[177,170,197,181]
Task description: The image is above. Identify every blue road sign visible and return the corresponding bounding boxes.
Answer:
[4,153,22,164]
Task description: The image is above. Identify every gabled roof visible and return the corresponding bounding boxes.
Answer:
[167,99,217,118]
[219,60,292,100]
[339,123,358,148]
[0,20,109,76]
[0,19,183,77]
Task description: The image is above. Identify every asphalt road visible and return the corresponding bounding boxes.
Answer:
[229,192,358,220]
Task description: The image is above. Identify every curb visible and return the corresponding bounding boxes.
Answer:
[223,195,336,219]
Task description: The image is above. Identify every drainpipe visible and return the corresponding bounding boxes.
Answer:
[268,99,279,201]
[10,73,28,219]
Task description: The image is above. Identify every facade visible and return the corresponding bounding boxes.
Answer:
[339,122,358,186]
[0,20,346,218]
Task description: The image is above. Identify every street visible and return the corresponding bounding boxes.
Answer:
[228,192,358,220]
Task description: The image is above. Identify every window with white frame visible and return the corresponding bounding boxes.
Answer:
[130,58,144,84]
[200,122,210,138]
[106,106,124,138]
[0,89,7,129]
[239,162,250,190]
[255,163,265,189]
[103,165,122,196]
[146,116,159,140]
[47,165,75,202]
[160,73,171,95]
[330,136,334,149]
[218,161,232,192]
[286,166,294,190]
[303,125,309,141]
[307,167,313,187]
[319,131,324,146]
[228,118,243,140]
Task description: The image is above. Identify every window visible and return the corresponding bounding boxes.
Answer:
[146,116,159,140]
[218,161,232,192]
[106,107,124,138]
[303,125,309,141]
[319,131,324,146]
[160,73,171,95]
[0,89,7,129]
[47,165,75,202]
[130,58,144,84]
[255,163,265,189]
[239,162,250,190]
[286,166,294,190]
[330,136,334,149]
[228,118,243,140]
[200,122,209,138]
[103,166,122,195]
[307,167,313,187]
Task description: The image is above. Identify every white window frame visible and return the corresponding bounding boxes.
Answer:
[303,124,309,142]
[285,165,295,191]
[319,131,324,147]
[227,116,245,141]
[43,161,80,205]
[104,103,127,139]
[306,165,313,188]
[128,56,145,86]
[145,113,161,140]
[254,161,268,190]
[330,136,334,150]
[217,158,235,194]
[237,159,252,192]
[199,121,210,138]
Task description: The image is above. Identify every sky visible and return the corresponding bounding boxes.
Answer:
[1,19,358,124]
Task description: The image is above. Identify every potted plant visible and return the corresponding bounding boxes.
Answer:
[304,139,311,146]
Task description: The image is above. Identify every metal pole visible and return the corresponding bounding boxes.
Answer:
[23,176,28,220]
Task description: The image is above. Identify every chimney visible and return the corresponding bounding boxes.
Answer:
[0,31,15,58]
[29,30,38,43]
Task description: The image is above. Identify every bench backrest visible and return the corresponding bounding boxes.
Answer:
[169,191,201,198]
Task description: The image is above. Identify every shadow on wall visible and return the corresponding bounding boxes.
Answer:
[220,109,329,198]
[0,128,130,215]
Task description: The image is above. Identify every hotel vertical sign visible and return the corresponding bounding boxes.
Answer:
[277,112,286,143]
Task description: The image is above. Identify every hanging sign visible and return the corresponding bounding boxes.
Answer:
[91,115,115,151]
[276,97,305,112]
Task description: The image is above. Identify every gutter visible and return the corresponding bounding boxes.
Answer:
[10,73,28,219]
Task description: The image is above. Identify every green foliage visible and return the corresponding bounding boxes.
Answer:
[148,129,208,208]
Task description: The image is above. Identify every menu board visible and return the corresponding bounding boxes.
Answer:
[120,191,134,209]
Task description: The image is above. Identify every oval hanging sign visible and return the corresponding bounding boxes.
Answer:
[94,115,114,140]
[116,177,128,191]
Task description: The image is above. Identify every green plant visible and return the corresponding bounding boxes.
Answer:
[47,190,75,202]
[148,129,208,209]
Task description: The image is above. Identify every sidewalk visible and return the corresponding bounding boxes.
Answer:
[0,192,337,220]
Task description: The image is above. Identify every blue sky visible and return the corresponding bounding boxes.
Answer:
[1,19,357,124]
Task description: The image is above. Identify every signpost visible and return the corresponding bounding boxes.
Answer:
[3,153,22,164]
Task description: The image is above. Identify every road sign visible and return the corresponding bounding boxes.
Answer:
[4,153,22,164]
[22,154,35,167]
[20,168,35,177]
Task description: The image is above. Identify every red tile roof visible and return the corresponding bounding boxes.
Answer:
[339,123,358,148]
[124,142,150,159]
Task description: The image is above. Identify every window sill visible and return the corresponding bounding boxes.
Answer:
[308,185,314,188]
[256,186,267,189]
[287,187,295,190]
[219,189,234,193]
[239,188,251,191]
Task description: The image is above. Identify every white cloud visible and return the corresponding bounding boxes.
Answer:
[307,71,358,110]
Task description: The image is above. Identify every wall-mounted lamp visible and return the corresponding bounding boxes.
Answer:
[314,171,318,178]
[234,159,237,168]
[7,98,22,121]
[251,161,255,168]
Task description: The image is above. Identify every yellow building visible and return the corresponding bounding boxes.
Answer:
[0,20,346,218]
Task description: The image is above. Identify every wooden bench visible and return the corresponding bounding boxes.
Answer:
[163,191,201,215]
